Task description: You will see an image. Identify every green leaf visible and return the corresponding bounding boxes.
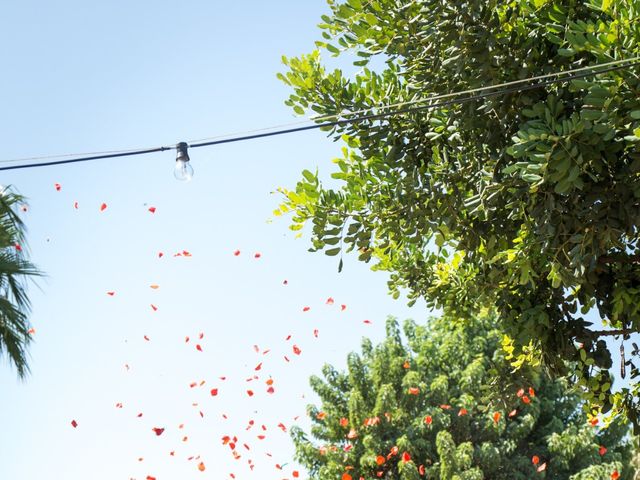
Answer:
[325,247,341,256]
[301,170,316,183]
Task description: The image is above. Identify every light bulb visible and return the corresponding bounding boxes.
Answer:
[174,142,194,182]
[174,159,194,181]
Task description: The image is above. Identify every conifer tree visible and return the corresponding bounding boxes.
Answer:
[292,315,633,479]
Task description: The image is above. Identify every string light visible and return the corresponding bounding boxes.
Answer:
[174,142,194,182]
[0,58,638,180]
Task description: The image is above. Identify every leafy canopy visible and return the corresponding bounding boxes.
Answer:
[278,0,640,427]
[292,314,632,479]
[0,187,39,378]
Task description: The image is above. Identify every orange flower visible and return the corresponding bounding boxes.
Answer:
[408,387,420,395]
[424,415,433,425]
[493,412,501,423]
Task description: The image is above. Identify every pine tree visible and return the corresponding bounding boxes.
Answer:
[292,315,633,479]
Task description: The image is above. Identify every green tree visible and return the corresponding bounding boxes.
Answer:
[277,0,640,425]
[292,315,633,479]
[0,187,39,377]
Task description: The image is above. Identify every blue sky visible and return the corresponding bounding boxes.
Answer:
[0,2,419,479]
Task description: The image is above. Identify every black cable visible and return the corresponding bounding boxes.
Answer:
[1,60,638,172]
[0,146,172,172]
[189,60,640,148]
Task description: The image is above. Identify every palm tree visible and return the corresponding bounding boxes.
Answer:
[0,186,40,378]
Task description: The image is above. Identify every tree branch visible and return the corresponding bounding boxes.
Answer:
[589,328,636,338]
[598,254,640,265]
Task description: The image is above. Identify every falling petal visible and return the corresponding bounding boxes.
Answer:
[54,183,61,191]
[100,203,107,212]
[148,207,156,213]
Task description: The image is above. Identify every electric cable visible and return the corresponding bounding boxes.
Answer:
[0,58,638,172]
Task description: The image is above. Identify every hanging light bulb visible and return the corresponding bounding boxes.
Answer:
[174,142,194,181]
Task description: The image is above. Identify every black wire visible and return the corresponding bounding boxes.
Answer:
[0,146,172,171]
[1,60,638,172]
[190,60,640,148]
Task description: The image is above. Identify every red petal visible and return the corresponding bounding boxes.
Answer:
[148,207,156,213]
[196,344,203,352]
[71,419,78,428]
[54,183,62,191]
[100,203,107,212]
[152,427,165,436]
[234,250,241,256]
[293,345,302,355]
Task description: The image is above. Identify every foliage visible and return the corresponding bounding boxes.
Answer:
[292,315,633,479]
[278,0,640,426]
[0,186,39,377]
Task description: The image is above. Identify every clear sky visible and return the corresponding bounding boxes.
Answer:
[0,2,419,479]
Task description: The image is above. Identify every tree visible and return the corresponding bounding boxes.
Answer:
[277,0,640,426]
[0,187,39,377]
[292,314,633,479]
